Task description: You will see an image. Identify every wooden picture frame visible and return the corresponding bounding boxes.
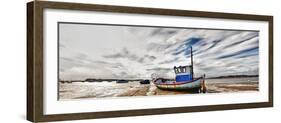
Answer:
[27,1,273,122]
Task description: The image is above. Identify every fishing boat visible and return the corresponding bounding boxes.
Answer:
[152,47,206,93]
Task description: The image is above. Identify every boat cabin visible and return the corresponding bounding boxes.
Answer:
[174,65,193,82]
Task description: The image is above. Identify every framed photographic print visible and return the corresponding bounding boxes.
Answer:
[27,1,273,122]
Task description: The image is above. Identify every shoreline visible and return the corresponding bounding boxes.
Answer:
[59,79,258,100]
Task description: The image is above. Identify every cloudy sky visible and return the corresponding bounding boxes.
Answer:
[59,23,259,80]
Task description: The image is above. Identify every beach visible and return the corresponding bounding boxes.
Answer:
[59,77,258,100]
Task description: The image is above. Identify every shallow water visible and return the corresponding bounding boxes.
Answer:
[205,77,258,83]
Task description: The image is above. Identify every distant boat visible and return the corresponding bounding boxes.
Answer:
[85,79,99,82]
[116,80,129,83]
[140,80,150,84]
[152,47,206,93]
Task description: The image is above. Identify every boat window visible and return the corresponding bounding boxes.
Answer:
[174,66,191,74]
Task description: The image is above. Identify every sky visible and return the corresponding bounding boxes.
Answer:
[59,23,259,80]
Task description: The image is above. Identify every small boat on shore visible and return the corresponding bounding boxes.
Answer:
[152,47,206,93]
[140,80,150,84]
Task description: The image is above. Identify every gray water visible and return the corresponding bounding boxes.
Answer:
[205,77,258,84]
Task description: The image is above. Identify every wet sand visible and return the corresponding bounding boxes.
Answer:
[59,77,258,100]
[205,82,258,93]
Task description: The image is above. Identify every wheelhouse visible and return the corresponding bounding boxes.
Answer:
[174,65,193,82]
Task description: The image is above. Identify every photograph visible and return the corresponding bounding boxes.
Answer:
[26,1,273,122]
[58,22,259,100]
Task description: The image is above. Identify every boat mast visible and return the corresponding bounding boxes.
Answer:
[190,47,194,79]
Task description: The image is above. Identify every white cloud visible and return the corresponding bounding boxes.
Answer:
[59,23,259,80]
